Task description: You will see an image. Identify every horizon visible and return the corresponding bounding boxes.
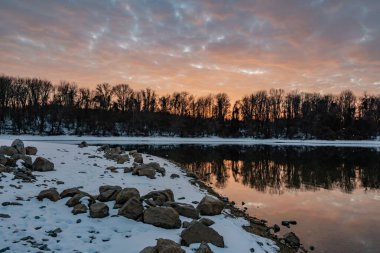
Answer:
[1,0,380,101]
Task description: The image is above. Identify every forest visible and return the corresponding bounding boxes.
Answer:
[0,74,379,139]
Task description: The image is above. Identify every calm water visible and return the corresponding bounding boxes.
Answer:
[122,144,380,253]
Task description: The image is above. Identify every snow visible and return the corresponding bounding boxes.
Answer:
[0,140,279,253]
[2,135,380,147]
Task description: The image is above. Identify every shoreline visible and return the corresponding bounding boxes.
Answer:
[2,135,380,147]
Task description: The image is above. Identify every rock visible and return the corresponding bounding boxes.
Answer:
[124,167,134,173]
[139,246,156,253]
[142,189,174,206]
[197,196,224,216]
[72,204,88,215]
[116,155,129,164]
[0,146,17,156]
[135,167,156,179]
[182,221,191,228]
[118,197,144,220]
[143,207,181,229]
[115,188,140,206]
[13,169,36,182]
[0,155,6,165]
[60,187,82,198]
[156,238,185,253]
[195,242,213,253]
[199,217,215,227]
[0,213,11,218]
[78,141,88,148]
[133,153,143,163]
[89,202,109,218]
[180,221,224,247]
[98,185,122,202]
[164,202,199,219]
[170,173,180,179]
[25,146,38,155]
[273,224,280,233]
[284,232,300,248]
[32,157,54,172]
[37,188,60,202]
[129,150,138,155]
[11,139,25,155]
[11,154,32,167]
[66,193,95,207]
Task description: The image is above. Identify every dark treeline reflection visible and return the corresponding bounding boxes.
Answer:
[123,145,380,194]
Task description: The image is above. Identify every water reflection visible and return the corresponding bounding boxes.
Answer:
[123,145,380,193]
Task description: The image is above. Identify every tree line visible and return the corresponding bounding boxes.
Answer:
[0,74,379,139]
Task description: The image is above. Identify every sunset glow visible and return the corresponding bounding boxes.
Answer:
[0,0,379,100]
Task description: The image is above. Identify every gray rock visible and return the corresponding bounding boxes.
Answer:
[66,192,95,207]
[118,197,144,220]
[199,217,215,227]
[78,141,88,148]
[195,242,213,253]
[116,155,129,164]
[0,213,11,218]
[89,202,109,218]
[25,146,38,155]
[284,232,300,248]
[133,153,143,163]
[98,185,122,202]
[170,173,180,179]
[197,196,224,216]
[164,202,199,219]
[143,207,181,229]
[140,238,185,253]
[115,188,140,206]
[180,221,224,247]
[11,154,32,167]
[37,188,60,202]
[11,139,25,155]
[0,155,7,165]
[32,157,54,172]
[72,204,88,215]
[142,189,174,206]
[0,146,17,156]
[60,187,82,198]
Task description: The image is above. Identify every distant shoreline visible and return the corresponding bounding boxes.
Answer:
[1,135,380,147]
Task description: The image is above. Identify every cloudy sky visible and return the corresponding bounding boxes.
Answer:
[0,0,379,100]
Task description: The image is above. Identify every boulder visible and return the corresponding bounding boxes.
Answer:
[115,188,140,207]
[98,185,122,202]
[284,232,300,248]
[72,204,88,215]
[170,173,180,179]
[197,196,224,216]
[116,155,129,164]
[37,188,60,202]
[32,157,54,172]
[11,139,25,155]
[60,187,82,198]
[199,217,215,227]
[11,154,32,167]
[0,146,17,156]
[133,153,143,163]
[78,141,88,148]
[143,207,181,229]
[66,192,95,207]
[142,189,174,206]
[25,146,38,155]
[195,242,213,253]
[0,154,7,165]
[180,221,224,247]
[89,202,109,218]
[140,239,185,253]
[118,197,144,220]
[164,202,199,219]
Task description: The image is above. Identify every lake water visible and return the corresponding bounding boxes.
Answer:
[121,144,380,253]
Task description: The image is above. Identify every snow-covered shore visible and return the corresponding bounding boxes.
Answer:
[0,139,279,253]
[1,135,380,147]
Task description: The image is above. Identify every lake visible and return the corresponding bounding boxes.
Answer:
[121,144,380,253]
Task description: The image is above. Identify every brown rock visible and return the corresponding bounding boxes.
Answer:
[180,221,224,247]
[37,188,60,202]
[197,196,224,216]
[89,202,109,218]
[143,207,181,229]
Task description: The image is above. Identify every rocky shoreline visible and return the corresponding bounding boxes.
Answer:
[0,139,301,253]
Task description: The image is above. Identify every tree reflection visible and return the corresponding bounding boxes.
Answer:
[124,145,380,194]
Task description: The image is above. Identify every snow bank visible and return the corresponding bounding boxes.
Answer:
[0,140,278,253]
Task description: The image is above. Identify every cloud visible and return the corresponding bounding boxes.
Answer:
[0,0,379,100]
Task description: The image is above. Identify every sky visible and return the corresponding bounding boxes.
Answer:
[0,0,379,100]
